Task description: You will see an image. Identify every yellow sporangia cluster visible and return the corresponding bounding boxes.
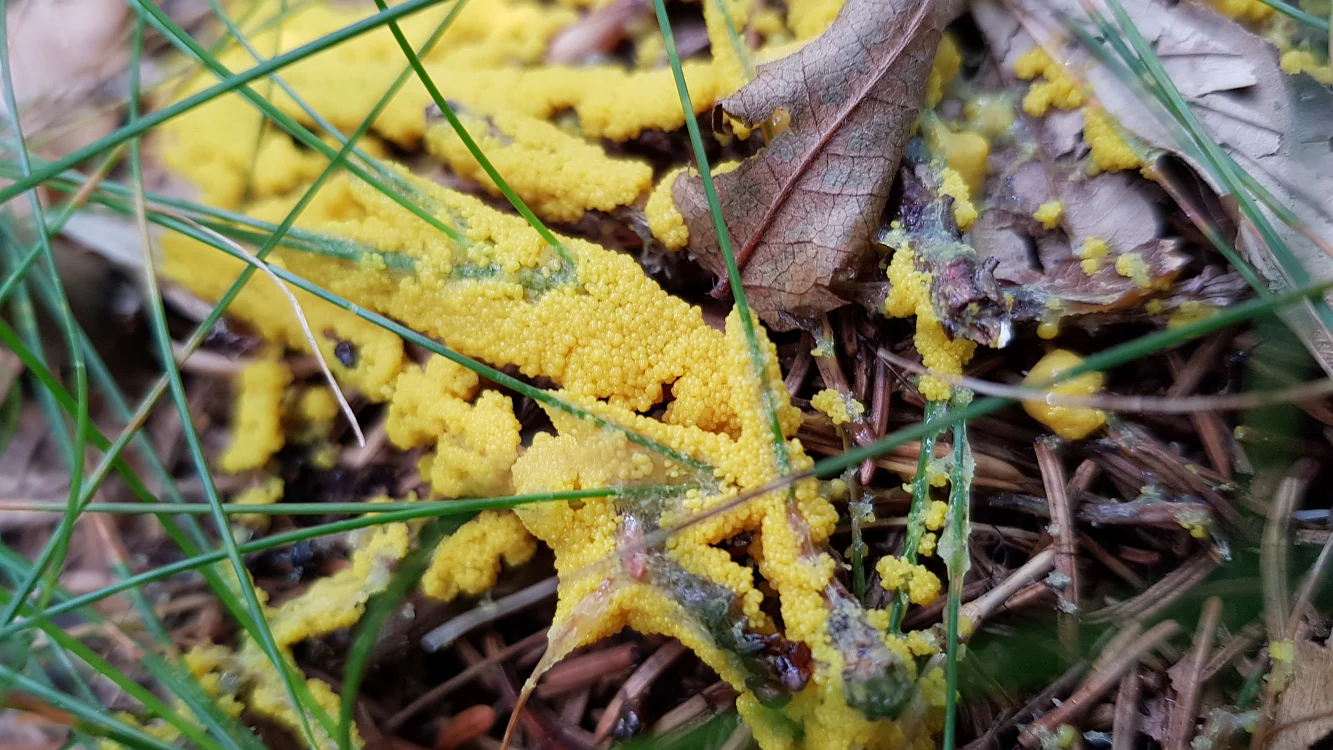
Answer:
[219,354,292,472]
[387,357,521,498]
[1021,349,1107,440]
[811,388,864,425]
[1011,48,1145,177]
[1013,46,1084,116]
[883,242,977,401]
[151,0,973,745]
[423,111,654,223]
[421,509,537,601]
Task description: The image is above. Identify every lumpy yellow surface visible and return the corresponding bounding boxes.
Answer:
[1014,47,1084,116]
[1207,0,1274,23]
[155,0,963,744]
[421,510,537,600]
[1281,49,1333,85]
[1078,236,1110,277]
[1033,200,1063,230]
[220,355,291,473]
[883,244,977,401]
[423,111,653,223]
[811,388,865,425]
[1082,107,1142,175]
[1021,349,1107,440]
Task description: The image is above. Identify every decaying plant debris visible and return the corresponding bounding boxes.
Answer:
[2,0,1333,749]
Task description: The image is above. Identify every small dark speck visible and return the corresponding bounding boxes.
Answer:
[334,341,358,368]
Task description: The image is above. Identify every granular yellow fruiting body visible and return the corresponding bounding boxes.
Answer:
[1021,349,1107,440]
[422,510,537,600]
[1078,236,1109,277]
[1033,200,1063,230]
[811,389,864,425]
[424,111,653,223]
[646,167,691,251]
[924,500,948,531]
[1280,49,1333,84]
[1114,252,1154,289]
[219,355,292,473]
[926,34,961,108]
[233,474,284,529]
[876,555,941,606]
[298,386,339,426]
[883,245,976,401]
[1014,47,1084,116]
[938,167,978,231]
[928,121,990,198]
[1207,0,1273,23]
[270,518,412,646]
[1082,107,1142,174]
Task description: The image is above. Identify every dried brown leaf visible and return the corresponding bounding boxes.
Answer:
[672,0,962,329]
[974,0,1333,373]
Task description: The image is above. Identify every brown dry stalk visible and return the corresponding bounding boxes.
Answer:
[1018,621,1180,748]
[384,630,547,733]
[1037,439,1080,657]
[960,548,1055,632]
[1084,549,1221,625]
[592,640,689,743]
[1166,596,1223,750]
[1111,668,1141,750]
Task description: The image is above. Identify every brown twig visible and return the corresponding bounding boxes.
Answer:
[421,578,558,653]
[1166,596,1222,750]
[1111,668,1141,750]
[1037,439,1080,657]
[1018,621,1180,748]
[592,640,688,743]
[384,630,547,733]
[1084,548,1222,625]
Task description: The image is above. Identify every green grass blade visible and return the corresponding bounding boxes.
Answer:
[890,399,946,632]
[126,43,331,747]
[0,662,183,750]
[0,488,623,643]
[1257,0,1330,30]
[0,3,91,631]
[653,0,790,474]
[940,396,973,750]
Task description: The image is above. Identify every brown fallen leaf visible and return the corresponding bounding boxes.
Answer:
[1270,639,1333,750]
[671,0,963,330]
[974,0,1333,373]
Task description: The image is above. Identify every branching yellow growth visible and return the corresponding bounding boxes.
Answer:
[423,111,653,222]
[883,243,976,401]
[1033,200,1064,229]
[422,510,536,600]
[387,359,520,498]
[938,167,978,231]
[1207,0,1274,23]
[1021,349,1107,440]
[876,555,941,607]
[811,388,864,425]
[1082,107,1143,174]
[155,0,960,745]
[233,474,284,528]
[1013,47,1084,116]
[646,167,691,251]
[220,355,292,473]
